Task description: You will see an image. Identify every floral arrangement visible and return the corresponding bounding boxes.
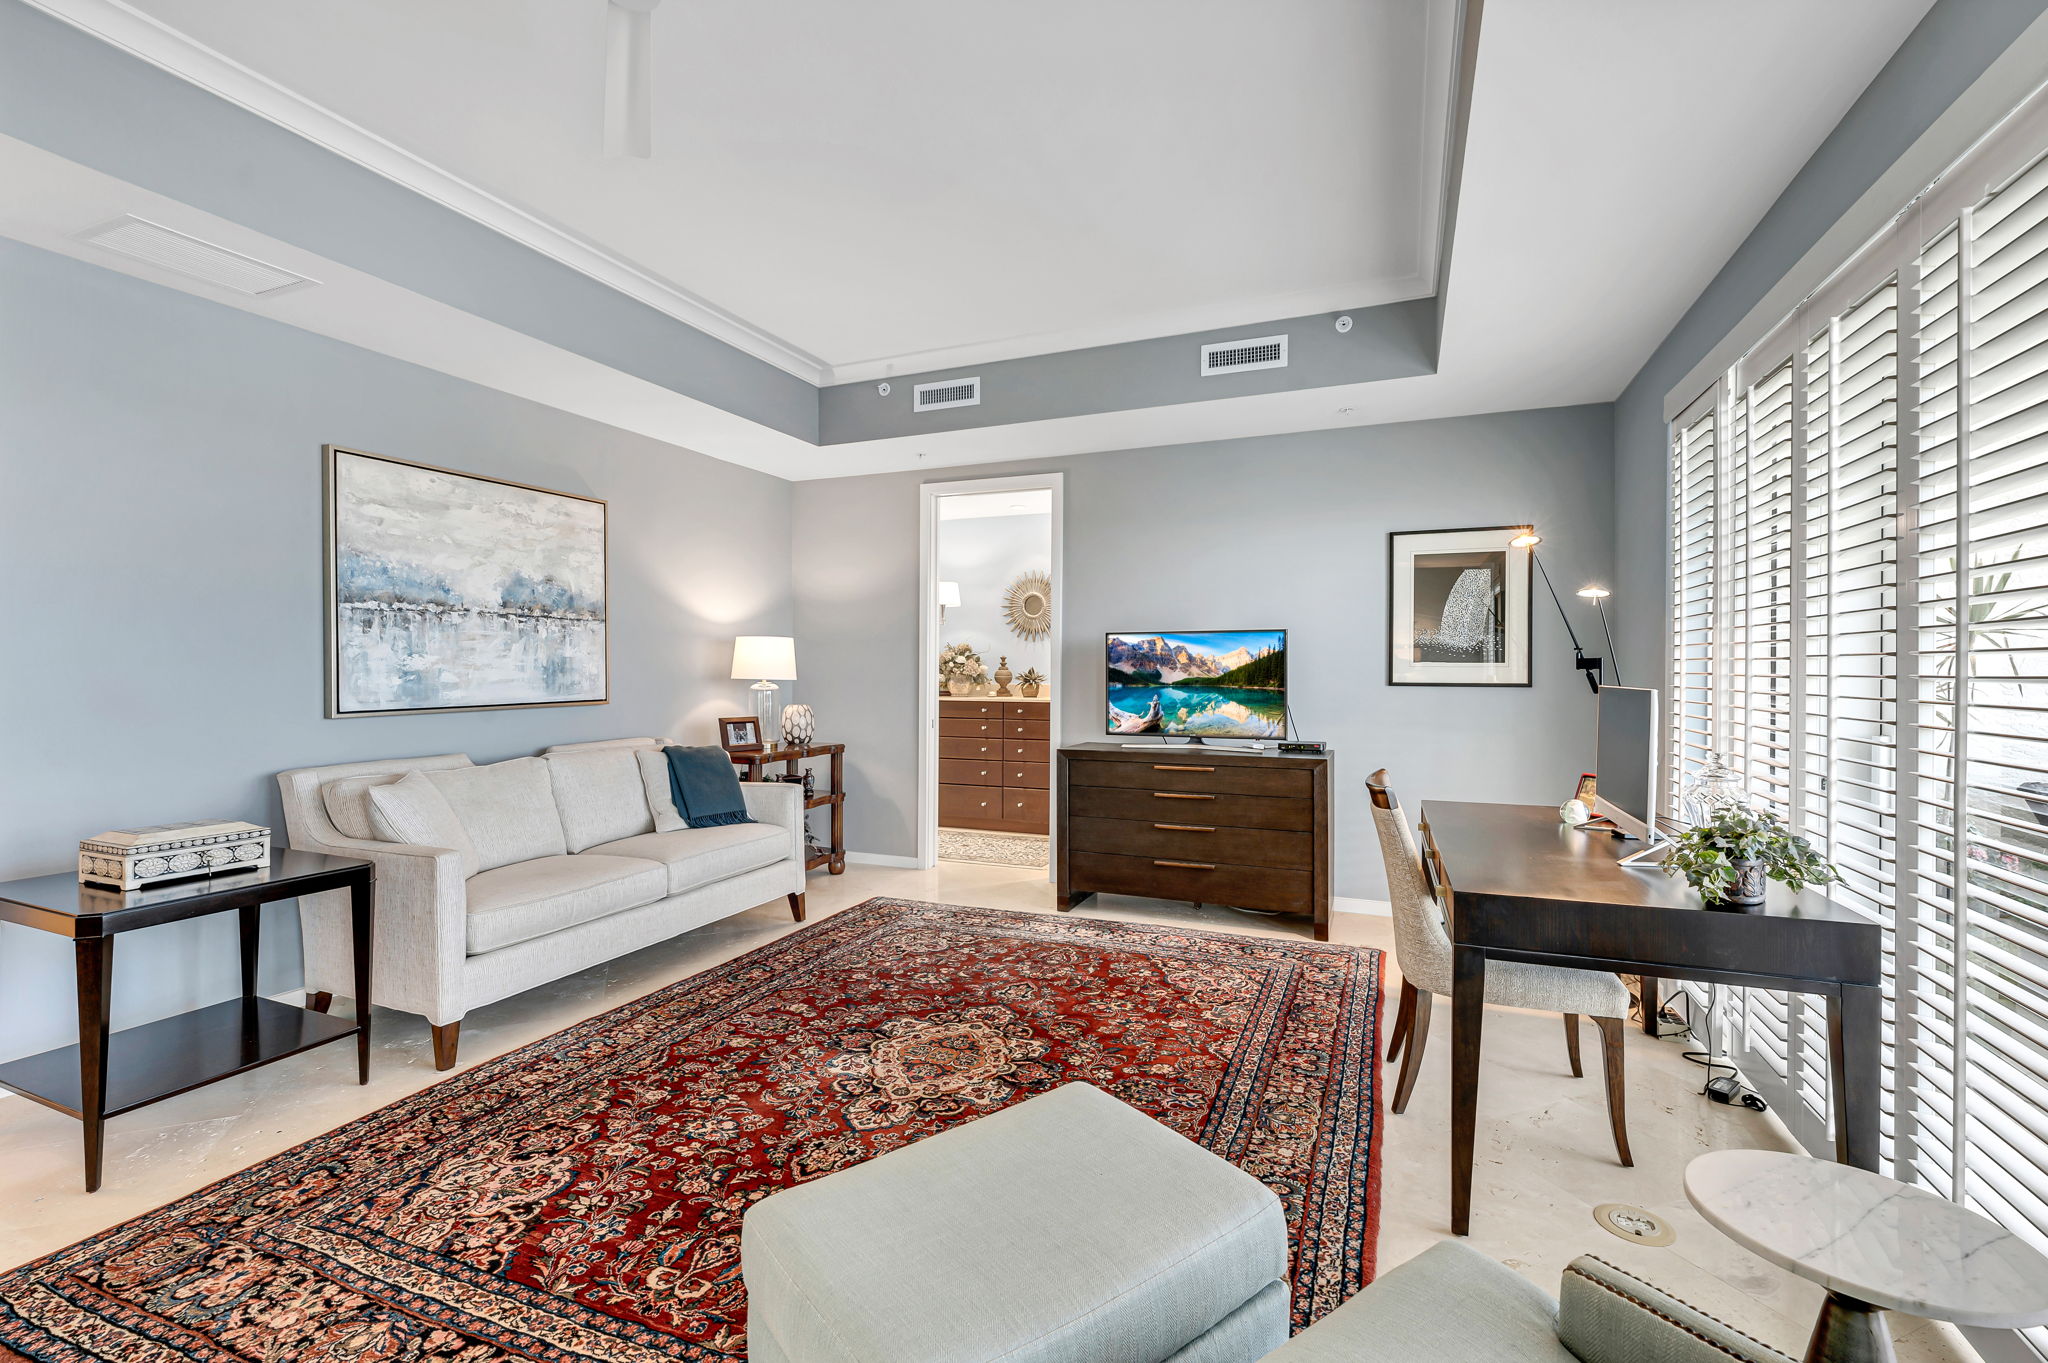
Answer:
[939,642,988,693]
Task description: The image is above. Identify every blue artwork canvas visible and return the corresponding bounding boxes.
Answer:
[326,448,608,716]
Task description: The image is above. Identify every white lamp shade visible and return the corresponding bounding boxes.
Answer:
[731,635,797,680]
[938,581,961,608]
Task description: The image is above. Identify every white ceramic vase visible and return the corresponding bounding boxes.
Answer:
[781,703,816,746]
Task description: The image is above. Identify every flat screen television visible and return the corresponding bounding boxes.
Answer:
[1105,631,1287,739]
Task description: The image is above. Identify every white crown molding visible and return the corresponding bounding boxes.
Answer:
[822,274,1435,388]
[22,0,833,386]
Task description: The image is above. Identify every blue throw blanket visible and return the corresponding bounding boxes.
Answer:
[664,745,755,828]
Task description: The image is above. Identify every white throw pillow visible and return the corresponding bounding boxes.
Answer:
[636,749,688,833]
[320,773,399,841]
[368,770,482,877]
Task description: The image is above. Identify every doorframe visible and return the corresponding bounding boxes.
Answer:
[917,472,1064,873]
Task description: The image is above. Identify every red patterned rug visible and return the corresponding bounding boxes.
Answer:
[0,900,1383,1361]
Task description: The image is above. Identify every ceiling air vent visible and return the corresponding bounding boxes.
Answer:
[914,376,981,412]
[1199,334,1289,377]
[74,216,317,297]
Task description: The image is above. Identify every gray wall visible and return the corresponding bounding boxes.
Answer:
[937,512,1054,683]
[1611,0,2048,685]
[0,239,794,1062]
[793,404,1617,899]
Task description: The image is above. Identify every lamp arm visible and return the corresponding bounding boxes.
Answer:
[1594,598,1623,687]
[1530,550,1587,653]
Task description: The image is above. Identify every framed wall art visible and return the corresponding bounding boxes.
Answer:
[1387,525,1531,687]
[325,446,608,717]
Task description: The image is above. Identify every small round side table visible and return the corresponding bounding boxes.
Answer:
[1685,1149,2048,1363]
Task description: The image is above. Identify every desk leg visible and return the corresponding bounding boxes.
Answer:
[1829,984,1882,1171]
[238,904,260,999]
[350,876,374,1086]
[1639,975,1660,1035]
[75,936,113,1193]
[1451,945,1486,1235]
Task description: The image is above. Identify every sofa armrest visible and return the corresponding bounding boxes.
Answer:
[1558,1256,1795,1363]
[741,780,807,870]
[290,832,470,1026]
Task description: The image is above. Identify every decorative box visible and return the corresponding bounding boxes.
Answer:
[78,820,271,890]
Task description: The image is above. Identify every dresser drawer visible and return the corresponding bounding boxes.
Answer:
[940,784,1006,824]
[997,788,1049,825]
[1068,851,1310,914]
[1005,718,1050,741]
[940,737,1005,760]
[1066,816,1311,869]
[1066,758,1310,799]
[940,699,1004,719]
[1067,784,1313,831]
[941,758,1002,787]
[1003,741,1045,763]
[940,716,1005,739]
[1001,701,1048,719]
[1003,761,1049,789]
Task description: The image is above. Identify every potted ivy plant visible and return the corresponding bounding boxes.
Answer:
[1664,803,1838,909]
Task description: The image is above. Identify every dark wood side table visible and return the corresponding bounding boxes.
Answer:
[1419,801,1882,1236]
[730,743,846,874]
[0,850,374,1192]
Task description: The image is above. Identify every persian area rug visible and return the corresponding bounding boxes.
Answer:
[936,827,1051,868]
[0,900,1383,1362]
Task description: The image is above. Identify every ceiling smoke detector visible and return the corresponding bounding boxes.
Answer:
[75,217,317,296]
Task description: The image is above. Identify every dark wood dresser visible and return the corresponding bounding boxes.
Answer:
[1057,742,1333,939]
[940,696,1050,833]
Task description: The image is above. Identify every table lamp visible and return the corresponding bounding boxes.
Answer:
[732,635,797,746]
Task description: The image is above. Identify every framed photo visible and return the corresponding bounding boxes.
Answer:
[1388,525,1531,687]
[719,716,764,752]
[325,446,607,717]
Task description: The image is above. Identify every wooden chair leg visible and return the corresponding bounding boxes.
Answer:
[1563,1012,1583,1077]
[1595,1015,1633,1167]
[1391,988,1433,1115]
[787,891,807,923]
[307,991,333,1014]
[431,1021,461,1072]
[1388,979,1417,1062]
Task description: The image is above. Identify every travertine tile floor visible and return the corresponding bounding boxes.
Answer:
[0,863,1976,1361]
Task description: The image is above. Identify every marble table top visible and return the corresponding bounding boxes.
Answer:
[1685,1150,2048,1328]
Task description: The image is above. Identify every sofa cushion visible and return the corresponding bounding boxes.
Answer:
[367,771,481,878]
[426,757,567,872]
[1260,1240,1575,1363]
[322,773,400,841]
[545,748,657,852]
[636,749,688,833]
[463,853,666,955]
[587,823,789,897]
[741,1082,1287,1363]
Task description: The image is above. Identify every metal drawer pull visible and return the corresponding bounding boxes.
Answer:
[1154,860,1215,870]
[1153,792,1216,800]
[1154,823,1215,832]
[1154,764,1217,772]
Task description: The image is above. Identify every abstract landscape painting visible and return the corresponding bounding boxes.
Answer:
[326,447,607,716]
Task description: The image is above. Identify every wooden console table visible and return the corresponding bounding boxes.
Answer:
[731,743,846,874]
[0,850,375,1191]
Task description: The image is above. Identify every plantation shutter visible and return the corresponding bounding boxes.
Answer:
[1670,390,1721,812]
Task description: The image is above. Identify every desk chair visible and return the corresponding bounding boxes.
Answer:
[1368,769,1633,1166]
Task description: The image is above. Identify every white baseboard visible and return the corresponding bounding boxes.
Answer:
[1332,896,1391,917]
[843,851,921,869]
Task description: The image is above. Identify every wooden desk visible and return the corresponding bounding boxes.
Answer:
[0,850,374,1192]
[1419,800,1882,1236]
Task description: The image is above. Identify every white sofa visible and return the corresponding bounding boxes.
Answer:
[278,736,806,1069]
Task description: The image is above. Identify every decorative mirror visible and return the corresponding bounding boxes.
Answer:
[1003,570,1053,639]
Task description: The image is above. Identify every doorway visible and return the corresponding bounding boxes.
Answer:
[917,473,1063,872]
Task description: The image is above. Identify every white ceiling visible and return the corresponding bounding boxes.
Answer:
[7,0,1946,479]
[111,0,1455,381]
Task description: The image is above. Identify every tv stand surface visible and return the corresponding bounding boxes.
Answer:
[1057,741,1332,940]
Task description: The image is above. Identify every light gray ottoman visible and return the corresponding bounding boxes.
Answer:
[741,1082,1290,1363]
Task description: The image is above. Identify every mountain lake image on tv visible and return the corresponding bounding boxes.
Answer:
[1105,631,1287,738]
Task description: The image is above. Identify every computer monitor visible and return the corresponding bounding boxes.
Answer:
[1595,686,1658,839]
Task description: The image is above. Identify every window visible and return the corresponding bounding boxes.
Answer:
[1672,89,2048,1363]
